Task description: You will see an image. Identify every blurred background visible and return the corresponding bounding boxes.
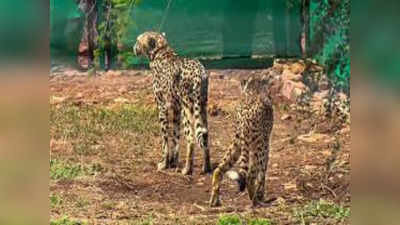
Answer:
[1,0,399,224]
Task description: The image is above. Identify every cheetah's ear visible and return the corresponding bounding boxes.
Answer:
[161,32,166,37]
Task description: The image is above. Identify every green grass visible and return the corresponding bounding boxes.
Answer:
[131,216,154,225]
[50,103,159,155]
[248,218,272,225]
[293,200,350,225]
[50,159,104,180]
[50,216,86,225]
[50,194,63,208]
[217,215,242,225]
[217,215,272,225]
[50,159,84,180]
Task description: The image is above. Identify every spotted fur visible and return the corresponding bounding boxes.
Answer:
[134,32,211,175]
[209,76,274,207]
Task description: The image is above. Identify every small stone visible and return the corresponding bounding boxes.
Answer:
[297,133,334,144]
[281,114,291,121]
[289,62,306,74]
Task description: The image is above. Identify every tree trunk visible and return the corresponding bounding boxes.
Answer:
[77,0,98,70]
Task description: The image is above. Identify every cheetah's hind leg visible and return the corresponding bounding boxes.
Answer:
[169,101,182,169]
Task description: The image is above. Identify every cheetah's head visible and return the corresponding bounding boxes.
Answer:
[240,75,270,96]
[133,31,168,60]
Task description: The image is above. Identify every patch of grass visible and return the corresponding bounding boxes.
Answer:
[217,215,242,225]
[50,103,159,155]
[50,216,86,225]
[248,218,272,225]
[50,194,63,208]
[131,216,154,225]
[217,215,272,225]
[50,159,84,180]
[50,159,104,180]
[293,199,350,225]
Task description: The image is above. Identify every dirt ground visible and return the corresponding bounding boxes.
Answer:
[49,68,350,225]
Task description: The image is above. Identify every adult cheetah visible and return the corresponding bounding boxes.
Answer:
[209,76,274,207]
[134,32,211,175]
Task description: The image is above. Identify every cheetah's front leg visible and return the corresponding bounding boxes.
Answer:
[157,103,170,171]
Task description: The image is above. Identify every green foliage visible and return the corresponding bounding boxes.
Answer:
[131,216,154,225]
[50,194,63,208]
[216,215,272,225]
[50,159,104,180]
[293,200,350,224]
[50,216,86,225]
[310,0,350,93]
[217,215,242,225]
[50,159,84,180]
[248,218,272,225]
[95,0,140,69]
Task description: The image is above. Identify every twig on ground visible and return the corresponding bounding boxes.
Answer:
[193,203,207,212]
[322,183,337,198]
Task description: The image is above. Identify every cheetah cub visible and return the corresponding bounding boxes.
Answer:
[134,32,211,175]
[209,76,274,207]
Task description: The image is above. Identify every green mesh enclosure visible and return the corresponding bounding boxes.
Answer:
[309,0,350,92]
[50,0,302,68]
[50,0,350,88]
[50,0,83,65]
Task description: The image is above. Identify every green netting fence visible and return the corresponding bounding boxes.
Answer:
[309,0,350,92]
[51,0,302,68]
[50,0,350,88]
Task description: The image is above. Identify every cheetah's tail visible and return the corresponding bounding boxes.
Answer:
[226,170,246,192]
